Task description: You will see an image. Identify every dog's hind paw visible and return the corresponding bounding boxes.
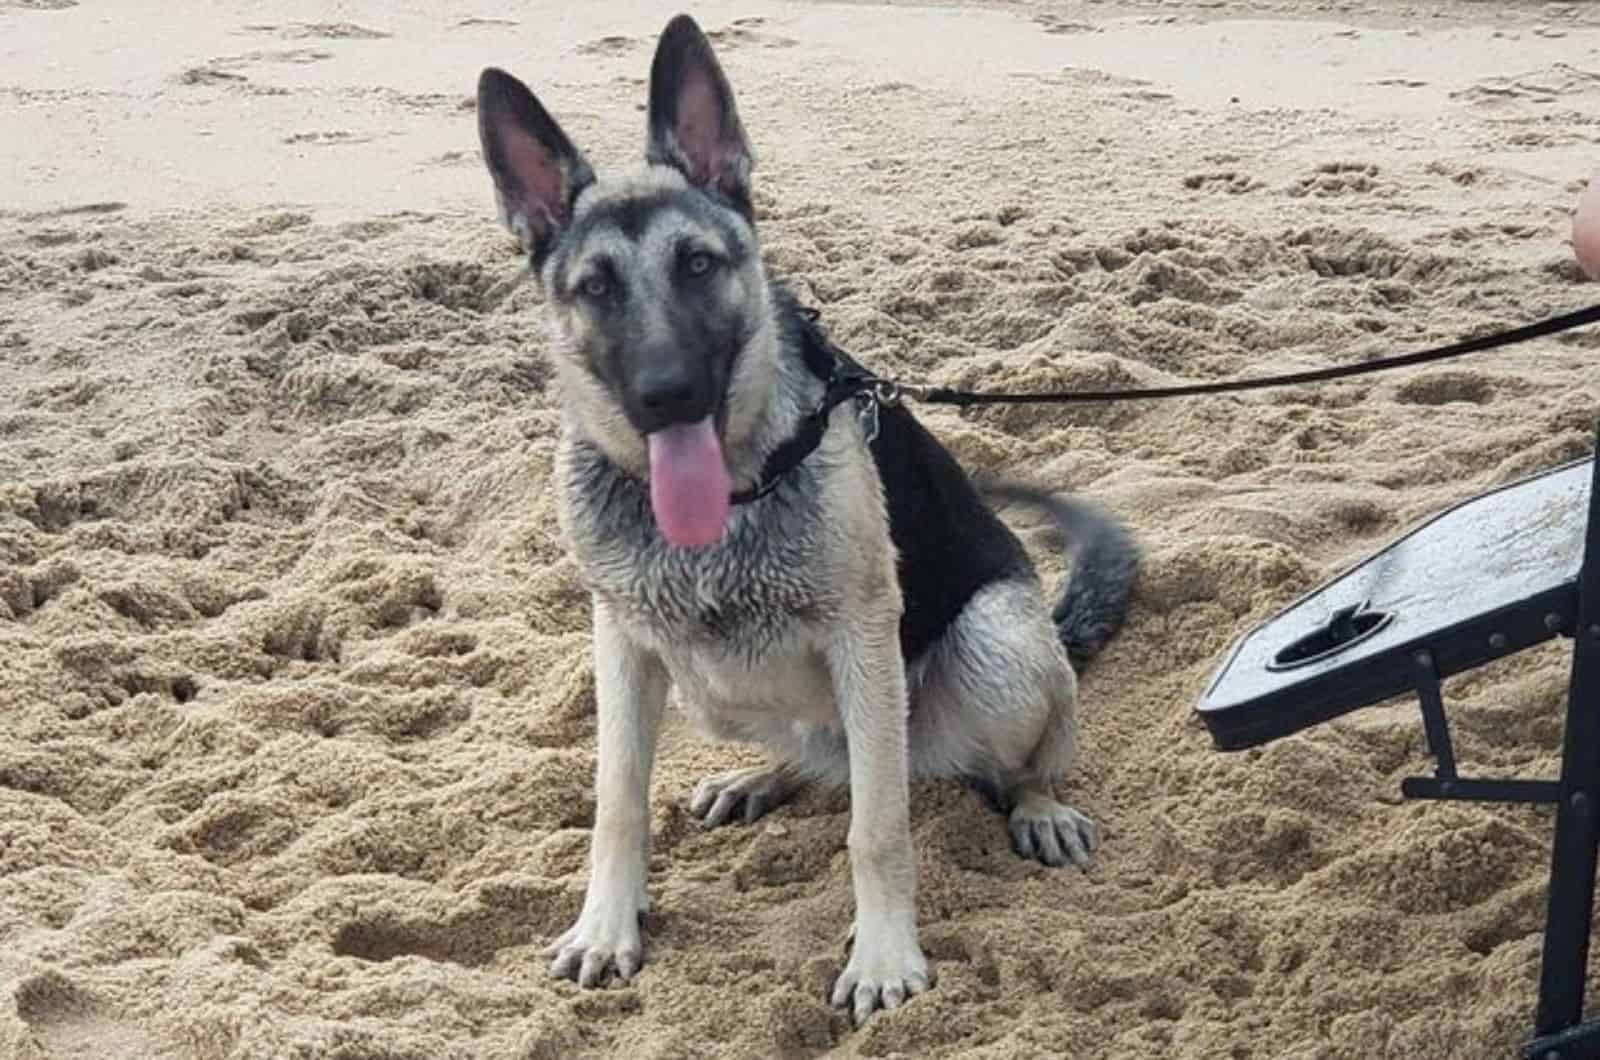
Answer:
[543,901,646,988]
[1007,790,1100,869]
[689,763,803,827]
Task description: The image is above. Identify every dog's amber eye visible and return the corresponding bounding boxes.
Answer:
[685,252,714,277]
[580,275,610,299]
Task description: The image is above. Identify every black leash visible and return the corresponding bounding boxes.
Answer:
[729,301,1600,505]
[911,302,1600,406]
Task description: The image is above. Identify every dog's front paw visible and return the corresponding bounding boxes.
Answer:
[543,899,646,988]
[831,925,933,1027]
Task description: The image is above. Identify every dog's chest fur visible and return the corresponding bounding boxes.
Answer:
[559,436,843,658]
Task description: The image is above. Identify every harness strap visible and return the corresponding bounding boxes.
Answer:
[729,310,877,505]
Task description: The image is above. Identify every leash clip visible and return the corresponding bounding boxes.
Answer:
[853,388,882,443]
[856,377,911,443]
[851,378,920,443]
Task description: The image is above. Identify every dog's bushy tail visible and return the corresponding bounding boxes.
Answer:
[980,481,1139,673]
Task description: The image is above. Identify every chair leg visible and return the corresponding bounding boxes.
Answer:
[1529,423,1600,1054]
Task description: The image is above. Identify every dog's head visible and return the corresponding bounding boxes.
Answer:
[477,15,776,548]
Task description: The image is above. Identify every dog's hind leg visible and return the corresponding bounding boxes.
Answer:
[972,487,1135,866]
[998,688,1100,871]
[996,637,1100,869]
[545,602,668,987]
[910,578,1100,869]
[690,761,806,827]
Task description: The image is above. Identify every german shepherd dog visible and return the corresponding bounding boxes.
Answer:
[474,14,1139,1026]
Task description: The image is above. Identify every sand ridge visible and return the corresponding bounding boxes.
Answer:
[3,1,1600,1057]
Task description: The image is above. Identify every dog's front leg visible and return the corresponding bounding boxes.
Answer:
[827,609,932,1026]
[546,602,667,987]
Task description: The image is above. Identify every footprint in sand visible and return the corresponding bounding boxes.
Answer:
[1502,126,1592,149]
[239,21,390,40]
[576,35,639,57]
[224,47,334,66]
[1424,160,1504,188]
[175,48,331,91]
[1451,63,1600,106]
[15,974,168,1058]
[331,912,531,967]
[1021,66,1163,96]
[421,150,479,169]
[1286,162,1381,198]
[177,67,247,86]
[282,131,377,147]
[1182,170,1264,195]
[1393,370,1495,407]
[705,19,798,50]
[1034,13,1100,35]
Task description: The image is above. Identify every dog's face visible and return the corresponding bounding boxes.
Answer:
[477,14,772,548]
[534,168,763,440]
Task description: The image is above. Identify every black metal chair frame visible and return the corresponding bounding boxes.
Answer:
[1195,423,1600,1060]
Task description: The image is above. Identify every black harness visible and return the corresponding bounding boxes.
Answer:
[728,308,895,505]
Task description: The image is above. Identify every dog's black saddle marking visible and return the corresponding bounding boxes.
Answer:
[869,391,1033,663]
[748,303,1031,663]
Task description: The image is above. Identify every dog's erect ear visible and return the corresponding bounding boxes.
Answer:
[477,67,595,261]
[646,15,753,214]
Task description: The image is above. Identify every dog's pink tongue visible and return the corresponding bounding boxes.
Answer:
[647,418,731,549]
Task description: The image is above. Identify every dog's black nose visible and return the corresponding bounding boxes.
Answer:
[635,366,705,428]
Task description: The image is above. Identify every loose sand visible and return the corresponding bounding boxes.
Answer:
[3,1,1600,1057]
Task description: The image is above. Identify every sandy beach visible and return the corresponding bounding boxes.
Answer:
[3,1,1600,1057]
